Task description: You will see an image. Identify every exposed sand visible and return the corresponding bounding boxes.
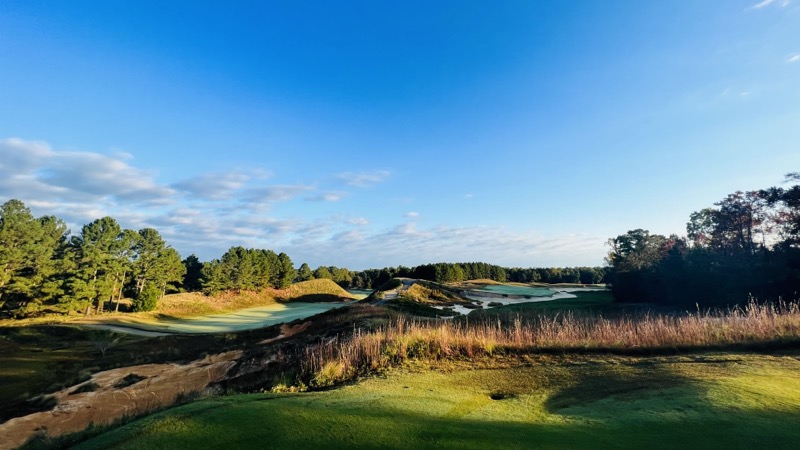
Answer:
[0,351,242,450]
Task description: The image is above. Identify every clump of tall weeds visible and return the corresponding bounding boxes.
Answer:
[299,300,800,388]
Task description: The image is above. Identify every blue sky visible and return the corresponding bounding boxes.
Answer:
[1,1,799,269]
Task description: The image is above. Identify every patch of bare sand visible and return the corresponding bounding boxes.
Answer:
[0,350,241,450]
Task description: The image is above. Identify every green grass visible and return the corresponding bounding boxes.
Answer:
[73,352,800,449]
[472,284,556,297]
[469,290,620,318]
[277,279,356,302]
[81,302,348,335]
[346,289,373,300]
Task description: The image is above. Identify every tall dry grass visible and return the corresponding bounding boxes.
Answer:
[301,300,800,387]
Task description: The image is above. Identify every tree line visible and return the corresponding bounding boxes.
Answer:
[343,262,608,289]
[605,173,800,306]
[0,200,184,317]
[1,197,611,318]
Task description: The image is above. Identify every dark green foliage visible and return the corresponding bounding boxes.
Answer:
[277,253,295,289]
[313,266,333,280]
[0,200,187,317]
[201,247,297,294]
[131,284,160,312]
[348,263,608,289]
[182,255,204,292]
[0,200,68,316]
[606,174,800,307]
[296,263,314,282]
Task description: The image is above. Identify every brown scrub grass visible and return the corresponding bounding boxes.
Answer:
[301,299,800,387]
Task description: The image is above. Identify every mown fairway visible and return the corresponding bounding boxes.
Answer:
[80,302,348,335]
[75,352,800,449]
[472,284,556,297]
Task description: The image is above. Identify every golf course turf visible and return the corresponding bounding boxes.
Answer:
[74,352,800,449]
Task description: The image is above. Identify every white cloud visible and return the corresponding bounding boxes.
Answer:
[306,192,346,202]
[787,54,800,63]
[242,184,313,205]
[172,172,253,200]
[284,222,606,269]
[404,211,420,219]
[0,138,174,205]
[749,0,791,9]
[337,170,390,187]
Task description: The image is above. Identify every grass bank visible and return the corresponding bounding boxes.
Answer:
[70,352,800,449]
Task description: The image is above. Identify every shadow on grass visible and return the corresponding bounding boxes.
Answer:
[286,294,352,303]
[66,382,800,450]
[544,363,694,412]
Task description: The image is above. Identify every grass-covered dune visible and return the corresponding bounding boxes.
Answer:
[72,352,800,449]
[275,278,356,303]
[125,278,355,319]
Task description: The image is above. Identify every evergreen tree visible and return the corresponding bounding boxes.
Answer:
[277,253,295,288]
[67,217,123,314]
[313,266,333,280]
[296,263,314,282]
[182,254,204,292]
[0,200,68,315]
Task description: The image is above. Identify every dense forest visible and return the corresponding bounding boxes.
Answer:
[605,173,800,306]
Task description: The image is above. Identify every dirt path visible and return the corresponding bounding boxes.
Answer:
[0,351,242,450]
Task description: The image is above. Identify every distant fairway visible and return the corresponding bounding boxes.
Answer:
[80,302,348,335]
[75,353,800,449]
[472,284,555,297]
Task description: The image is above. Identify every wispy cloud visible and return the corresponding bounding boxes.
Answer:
[787,54,800,63]
[404,211,420,219]
[0,138,174,207]
[242,185,314,206]
[749,0,791,9]
[337,170,390,187]
[306,192,346,202]
[172,171,260,200]
[284,222,606,269]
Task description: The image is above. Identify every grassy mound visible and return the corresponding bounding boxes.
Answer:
[403,283,466,304]
[72,353,800,449]
[154,291,279,318]
[276,279,356,303]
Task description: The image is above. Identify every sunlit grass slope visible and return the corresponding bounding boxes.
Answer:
[276,279,356,302]
[75,353,800,449]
